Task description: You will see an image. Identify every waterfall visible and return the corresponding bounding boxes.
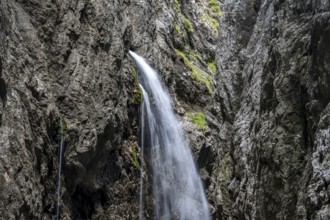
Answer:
[56,137,64,220]
[56,118,66,220]
[139,88,145,220]
[130,51,210,220]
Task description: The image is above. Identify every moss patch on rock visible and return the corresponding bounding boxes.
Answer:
[174,0,180,9]
[59,117,68,138]
[129,144,141,170]
[207,60,217,74]
[209,0,222,16]
[199,0,222,36]
[201,13,219,35]
[130,67,144,104]
[175,49,214,95]
[183,16,193,33]
[173,21,181,33]
[189,51,202,61]
[186,112,207,129]
[219,153,231,182]
[190,66,213,96]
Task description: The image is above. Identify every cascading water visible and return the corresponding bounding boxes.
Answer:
[139,90,146,220]
[56,119,66,220]
[56,137,64,220]
[129,51,210,220]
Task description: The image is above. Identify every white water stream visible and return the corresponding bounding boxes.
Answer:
[130,51,210,220]
[56,137,64,220]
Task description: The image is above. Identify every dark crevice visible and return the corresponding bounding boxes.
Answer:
[26,83,40,101]
[72,187,94,219]
[63,50,71,62]
[67,30,80,45]
[79,4,88,24]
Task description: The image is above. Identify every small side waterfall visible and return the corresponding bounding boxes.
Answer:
[56,137,64,220]
[56,119,66,220]
[130,51,210,220]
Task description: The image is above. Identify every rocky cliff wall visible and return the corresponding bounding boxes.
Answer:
[217,0,330,219]
[0,0,329,219]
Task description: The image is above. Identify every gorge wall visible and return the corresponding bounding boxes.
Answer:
[0,0,329,219]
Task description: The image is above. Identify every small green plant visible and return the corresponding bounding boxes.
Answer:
[58,117,68,138]
[186,112,207,129]
[130,145,141,170]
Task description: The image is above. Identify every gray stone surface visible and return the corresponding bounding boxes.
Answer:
[0,0,329,219]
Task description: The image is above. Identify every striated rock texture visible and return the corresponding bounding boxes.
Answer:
[217,0,330,219]
[0,0,329,219]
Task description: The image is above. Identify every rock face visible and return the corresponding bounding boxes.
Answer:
[217,1,330,219]
[0,0,329,219]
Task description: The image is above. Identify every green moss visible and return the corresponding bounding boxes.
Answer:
[130,67,144,104]
[201,13,219,35]
[173,0,181,11]
[211,5,222,16]
[175,49,189,65]
[130,144,141,170]
[186,112,207,129]
[173,21,180,33]
[132,65,137,78]
[199,0,222,35]
[208,0,222,16]
[208,0,219,4]
[207,60,217,74]
[130,86,143,104]
[182,16,193,33]
[58,117,68,138]
[175,49,214,95]
[190,66,213,96]
[189,51,202,61]
[219,153,231,182]
[173,0,180,8]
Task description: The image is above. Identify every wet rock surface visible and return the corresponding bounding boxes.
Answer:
[0,0,329,219]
